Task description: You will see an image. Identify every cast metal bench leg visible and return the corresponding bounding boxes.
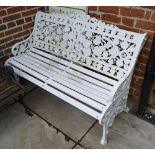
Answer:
[100,124,108,145]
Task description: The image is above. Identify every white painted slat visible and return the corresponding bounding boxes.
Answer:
[22,53,112,95]
[31,47,117,86]
[9,59,47,81]
[23,57,111,104]
[48,79,104,111]
[26,52,113,97]
[26,52,113,93]
[9,58,106,111]
[33,42,124,80]
[8,64,101,119]
[23,54,112,101]
[14,55,111,104]
[12,56,111,105]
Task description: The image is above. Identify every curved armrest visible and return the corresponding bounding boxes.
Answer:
[12,33,34,56]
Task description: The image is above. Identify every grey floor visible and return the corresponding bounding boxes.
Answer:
[0,86,155,149]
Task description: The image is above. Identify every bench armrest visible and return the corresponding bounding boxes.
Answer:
[12,33,34,56]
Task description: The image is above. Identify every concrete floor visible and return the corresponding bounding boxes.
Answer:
[0,87,155,149]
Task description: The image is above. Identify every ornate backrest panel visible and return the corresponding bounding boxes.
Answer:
[32,12,146,80]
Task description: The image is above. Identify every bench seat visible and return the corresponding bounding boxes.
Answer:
[7,47,116,120]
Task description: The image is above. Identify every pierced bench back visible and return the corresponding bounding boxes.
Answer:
[32,12,146,80]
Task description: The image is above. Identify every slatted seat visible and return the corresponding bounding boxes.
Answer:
[7,47,114,118]
[5,11,147,145]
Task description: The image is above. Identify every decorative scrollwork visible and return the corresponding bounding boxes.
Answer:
[12,34,34,56]
[99,73,133,144]
[33,12,139,80]
[11,11,144,81]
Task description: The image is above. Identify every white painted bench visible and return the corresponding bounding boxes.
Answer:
[5,11,147,145]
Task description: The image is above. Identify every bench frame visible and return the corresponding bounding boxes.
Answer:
[5,11,147,145]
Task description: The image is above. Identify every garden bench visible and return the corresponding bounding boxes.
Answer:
[5,11,147,145]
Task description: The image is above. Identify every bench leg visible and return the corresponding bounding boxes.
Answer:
[100,124,108,145]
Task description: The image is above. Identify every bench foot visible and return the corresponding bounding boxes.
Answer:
[100,138,107,145]
[100,124,108,145]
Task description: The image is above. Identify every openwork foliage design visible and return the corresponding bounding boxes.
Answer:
[12,35,34,56]
[32,13,139,79]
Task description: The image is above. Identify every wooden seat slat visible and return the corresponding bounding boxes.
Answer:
[12,55,111,105]
[31,47,117,86]
[21,54,112,102]
[8,65,101,119]
[9,58,107,111]
[26,50,113,96]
